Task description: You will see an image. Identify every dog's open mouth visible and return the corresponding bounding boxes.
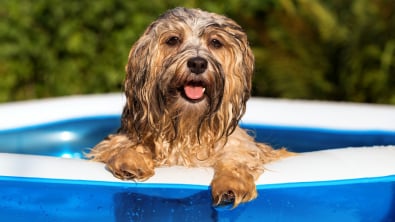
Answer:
[183,81,206,101]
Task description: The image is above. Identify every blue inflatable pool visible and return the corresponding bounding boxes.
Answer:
[0,94,394,221]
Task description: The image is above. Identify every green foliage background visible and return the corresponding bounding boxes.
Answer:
[1,0,394,103]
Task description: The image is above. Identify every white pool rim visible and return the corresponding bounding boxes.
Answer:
[0,94,394,187]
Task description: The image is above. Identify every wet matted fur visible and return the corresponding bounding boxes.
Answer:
[87,7,291,208]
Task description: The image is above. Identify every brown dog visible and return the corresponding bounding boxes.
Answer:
[87,7,290,208]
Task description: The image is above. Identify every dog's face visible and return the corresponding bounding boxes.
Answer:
[122,7,254,144]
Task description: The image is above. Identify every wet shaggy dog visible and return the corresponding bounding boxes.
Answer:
[88,7,290,208]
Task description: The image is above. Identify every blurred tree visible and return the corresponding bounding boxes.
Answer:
[248,0,395,103]
[0,0,394,103]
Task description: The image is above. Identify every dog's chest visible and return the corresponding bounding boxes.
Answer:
[154,140,214,167]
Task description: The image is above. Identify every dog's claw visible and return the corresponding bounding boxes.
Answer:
[113,169,137,180]
[122,170,135,179]
[217,190,236,206]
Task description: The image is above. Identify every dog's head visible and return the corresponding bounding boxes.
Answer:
[121,7,254,145]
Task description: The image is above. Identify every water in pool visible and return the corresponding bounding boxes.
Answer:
[1,115,394,157]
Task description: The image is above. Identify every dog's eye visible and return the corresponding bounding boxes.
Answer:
[210,39,223,49]
[166,36,181,46]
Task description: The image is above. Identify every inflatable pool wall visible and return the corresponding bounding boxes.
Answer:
[0,94,394,221]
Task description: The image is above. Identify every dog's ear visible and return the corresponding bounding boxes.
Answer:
[242,41,254,93]
[220,22,255,136]
[125,23,156,88]
[121,22,161,140]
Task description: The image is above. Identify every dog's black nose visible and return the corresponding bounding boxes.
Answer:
[187,57,208,74]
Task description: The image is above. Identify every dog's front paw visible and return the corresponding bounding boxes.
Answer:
[211,171,257,208]
[106,146,155,181]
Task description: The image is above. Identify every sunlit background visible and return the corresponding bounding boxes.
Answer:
[1,0,394,104]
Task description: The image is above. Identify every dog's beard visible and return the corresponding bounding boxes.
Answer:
[155,53,225,142]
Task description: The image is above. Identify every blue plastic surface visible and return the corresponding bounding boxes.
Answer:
[0,176,394,221]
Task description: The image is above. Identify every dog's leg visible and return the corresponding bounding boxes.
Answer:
[87,134,155,181]
[210,127,292,207]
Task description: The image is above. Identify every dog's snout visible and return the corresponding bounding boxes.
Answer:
[187,57,208,74]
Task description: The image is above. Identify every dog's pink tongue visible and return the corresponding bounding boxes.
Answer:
[184,85,205,100]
